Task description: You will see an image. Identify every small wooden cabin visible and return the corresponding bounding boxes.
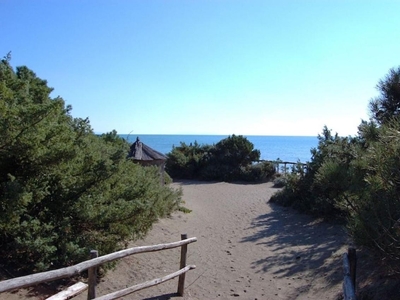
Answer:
[128,137,167,184]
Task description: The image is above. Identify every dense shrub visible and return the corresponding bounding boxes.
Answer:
[272,174,287,188]
[240,161,276,182]
[369,66,400,125]
[271,124,400,270]
[166,135,269,182]
[270,127,356,217]
[211,134,260,168]
[270,122,400,271]
[346,124,400,269]
[0,57,182,273]
[165,141,211,179]
[270,66,400,272]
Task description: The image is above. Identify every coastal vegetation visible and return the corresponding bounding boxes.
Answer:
[271,66,400,277]
[0,55,182,274]
[165,134,276,182]
[2,49,399,297]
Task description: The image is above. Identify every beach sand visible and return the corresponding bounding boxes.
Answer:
[1,181,349,300]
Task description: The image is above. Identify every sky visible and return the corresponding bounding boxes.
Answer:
[2,0,400,136]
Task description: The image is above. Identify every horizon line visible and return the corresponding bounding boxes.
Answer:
[97,133,319,137]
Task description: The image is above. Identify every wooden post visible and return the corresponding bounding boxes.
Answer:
[348,248,357,292]
[87,250,98,300]
[343,253,356,300]
[177,234,188,296]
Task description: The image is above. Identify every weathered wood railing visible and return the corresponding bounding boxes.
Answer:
[343,248,357,300]
[258,160,307,174]
[0,234,197,300]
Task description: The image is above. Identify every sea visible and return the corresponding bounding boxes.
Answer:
[120,134,318,163]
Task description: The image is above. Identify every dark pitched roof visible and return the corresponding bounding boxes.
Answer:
[128,137,167,161]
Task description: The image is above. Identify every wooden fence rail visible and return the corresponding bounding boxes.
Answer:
[0,235,197,299]
[258,160,307,174]
[95,265,196,300]
[343,248,357,300]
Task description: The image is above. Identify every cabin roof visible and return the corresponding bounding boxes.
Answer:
[128,137,166,161]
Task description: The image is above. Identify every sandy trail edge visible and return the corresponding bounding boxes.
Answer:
[2,181,349,300]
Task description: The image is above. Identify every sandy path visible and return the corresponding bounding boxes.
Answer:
[81,181,348,300]
[2,181,349,300]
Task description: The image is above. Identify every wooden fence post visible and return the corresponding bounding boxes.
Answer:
[348,248,357,292]
[87,250,98,300]
[177,234,188,296]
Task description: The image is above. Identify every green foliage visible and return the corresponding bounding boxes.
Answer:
[166,135,268,182]
[346,124,400,268]
[205,134,261,181]
[0,58,182,273]
[212,135,260,167]
[271,66,400,272]
[271,122,400,270]
[270,126,358,216]
[272,174,287,188]
[369,66,400,125]
[240,161,276,182]
[178,204,192,214]
[165,141,211,179]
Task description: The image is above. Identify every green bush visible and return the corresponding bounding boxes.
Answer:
[273,174,287,188]
[211,134,260,168]
[0,57,182,273]
[346,125,400,269]
[240,161,276,182]
[270,127,354,216]
[270,66,400,273]
[165,142,211,179]
[271,123,400,269]
[166,135,263,182]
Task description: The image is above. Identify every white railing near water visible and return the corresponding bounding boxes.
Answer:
[259,160,308,174]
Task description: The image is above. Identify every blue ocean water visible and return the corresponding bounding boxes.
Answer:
[120,134,318,163]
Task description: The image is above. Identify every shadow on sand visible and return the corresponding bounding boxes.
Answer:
[241,203,348,294]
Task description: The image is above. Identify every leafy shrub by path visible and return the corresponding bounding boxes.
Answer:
[346,125,400,268]
[270,66,400,274]
[165,135,274,182]
[0,56,182,273]
[272,174,287,188]
[270,127,358,217]
[240,161,276,182]
[165,141,211,179]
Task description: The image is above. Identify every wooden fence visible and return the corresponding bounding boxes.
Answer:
[259,160,307,174]
[343,248,357,300]
[0,234,197,300]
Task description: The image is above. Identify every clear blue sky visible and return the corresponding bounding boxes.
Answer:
[2,0,400,136]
